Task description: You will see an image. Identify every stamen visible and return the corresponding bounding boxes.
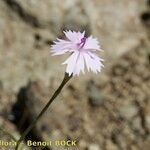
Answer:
[78,37,86,49]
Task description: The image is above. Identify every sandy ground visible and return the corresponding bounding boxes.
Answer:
[0,0,150,150]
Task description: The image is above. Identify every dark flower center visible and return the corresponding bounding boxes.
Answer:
[78,37,86,49]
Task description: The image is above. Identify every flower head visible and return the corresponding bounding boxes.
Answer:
[51,30,104,76]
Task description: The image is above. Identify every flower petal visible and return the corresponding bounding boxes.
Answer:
[63,30,85,43]
[62,51,79,76]
[73,52,85,76]
[83,52,103,73]
[50,30,104,76]
[83,36,101,50]
[51,39,75,55]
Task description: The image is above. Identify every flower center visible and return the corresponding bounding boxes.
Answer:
[78,37,86,49]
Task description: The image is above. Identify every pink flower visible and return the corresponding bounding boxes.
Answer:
[51,30,104,76]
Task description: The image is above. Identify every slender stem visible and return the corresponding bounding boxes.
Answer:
[15,73,72,150]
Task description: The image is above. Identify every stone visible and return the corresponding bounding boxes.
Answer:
[88,144,101,150]
[119,105,138,119]
[0,0,150,150]
[0,0,148,92]
[88,81,105,107]
[88,90,105,107]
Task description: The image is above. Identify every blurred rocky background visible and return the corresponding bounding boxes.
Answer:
[0,0,150,150]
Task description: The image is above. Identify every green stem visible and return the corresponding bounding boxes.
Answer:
[15,73,72,150]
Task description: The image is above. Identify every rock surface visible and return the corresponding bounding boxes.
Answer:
[0,0,148,92]
[0,0,150,150]
[9,46,150,150]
